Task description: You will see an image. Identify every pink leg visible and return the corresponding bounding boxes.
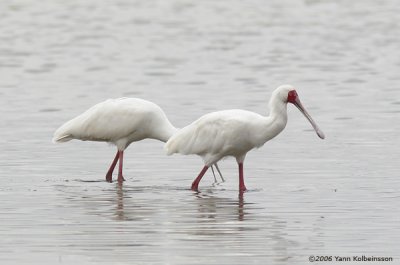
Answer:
[191,166,209,191]
[238,162,247,192]
[106,151,120,182]
[117,150,125,183]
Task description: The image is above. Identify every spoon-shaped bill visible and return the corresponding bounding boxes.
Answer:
[293,98,325,139]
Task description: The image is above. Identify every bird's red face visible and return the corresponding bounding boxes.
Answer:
[287,90,298,104]
[287,89,325,139]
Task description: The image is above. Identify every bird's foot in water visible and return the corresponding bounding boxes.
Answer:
[191,183,199,192]
[117,175,125,183]
[239,184,247,193]
[106,174,113,183]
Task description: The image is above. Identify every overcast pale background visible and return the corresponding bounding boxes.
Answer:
[1,0,399,264]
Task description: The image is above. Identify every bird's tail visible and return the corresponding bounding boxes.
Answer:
[52,134,73,143]
[52,121,74,143]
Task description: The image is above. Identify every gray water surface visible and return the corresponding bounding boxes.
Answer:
[1,0,399,264]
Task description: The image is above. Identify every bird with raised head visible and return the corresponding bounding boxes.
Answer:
[165,85,325,192]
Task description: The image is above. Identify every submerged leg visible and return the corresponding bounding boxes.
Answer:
[117,150,125,183]
[215,163,225,182]
[211,165,217,182]
[191,166,209,191]
[106,150,120,182]
[238,162,247,192]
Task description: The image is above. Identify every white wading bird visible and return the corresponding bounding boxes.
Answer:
[53,98,224,183]
[165,85,325,192]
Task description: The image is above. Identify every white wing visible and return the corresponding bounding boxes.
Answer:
[53,98,162,143]
[165,110,263,157]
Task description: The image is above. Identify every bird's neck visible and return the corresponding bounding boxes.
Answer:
[268,97,288,124]
[257,98,288,144]
[155,123,179,143]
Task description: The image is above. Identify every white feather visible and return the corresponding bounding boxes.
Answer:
[53,98,177,150]
[165,84,324,166]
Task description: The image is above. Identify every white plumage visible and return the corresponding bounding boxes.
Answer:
[54,98,176,148]
[53,98,177,183]
[166,110,275,164]
[165,85,325,192]
[53,97,224,183]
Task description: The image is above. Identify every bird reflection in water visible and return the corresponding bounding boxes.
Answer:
[194,191,247,222]
[115,182,125,221]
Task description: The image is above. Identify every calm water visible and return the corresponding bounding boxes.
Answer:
[1,0,399,264]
